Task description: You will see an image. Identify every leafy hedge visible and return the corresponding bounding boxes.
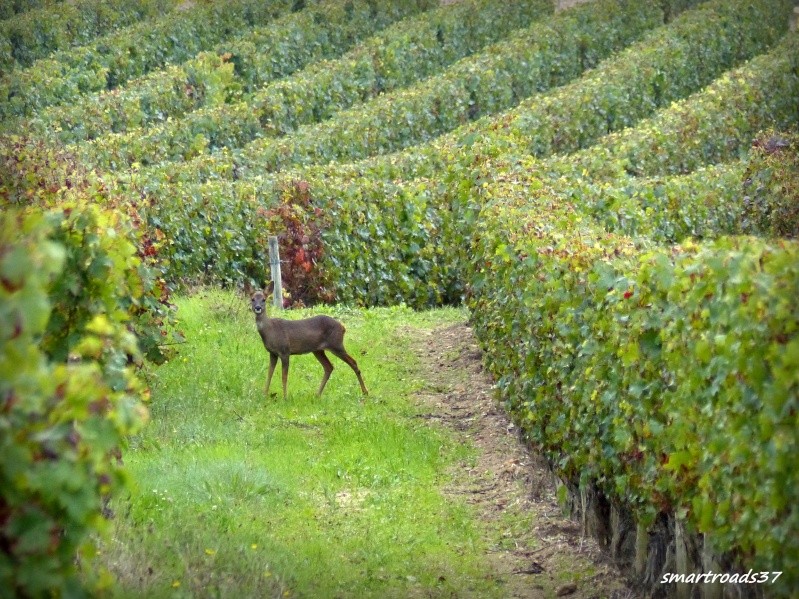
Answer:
[562,132,799,244]
[574,161,745,243]
[149,0,671,185]
[128,170,452,306]
[543,33,799,181]
[134,2,794,292]
[26,53,240,145]
[70,0,553,170]
[0,135,175,364]
[298,130,799,309]
[119,4,798,298]
[466,172,799,595]
[244,0,791,189]
[0,206,150,597]
[264,176,453,308]
[135,177,273,289]
[0,0,62,21]
[471,0,795,160]
[22,0,436,146]
[129,13,797,293]
[131,173,446,306]
[0,134,188,593]
[0,0,175,75]
[740,132,799,239]
[0,0,303,122]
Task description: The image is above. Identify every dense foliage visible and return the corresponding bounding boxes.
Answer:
[239,0,791,188]
[0,136,174,363]
[0,208,150,597]
[124,8,796,305]
[0,0,304,121]
[68,0,552,170]
[564,131,799,243]
[21,0,436,145]
[0,0,62,22]
[109,0,708,290]
[0,136,176,594]
[1,0,797,594]
[465,168,799,594]
[544,35,799,182]
[144,0,671,186]
[0,0,176,74]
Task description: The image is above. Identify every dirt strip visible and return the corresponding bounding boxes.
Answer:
[411,322,639,599]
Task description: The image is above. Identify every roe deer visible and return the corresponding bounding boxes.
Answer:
[248,282,368,400]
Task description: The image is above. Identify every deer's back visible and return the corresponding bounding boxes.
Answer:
[258,314,345,355]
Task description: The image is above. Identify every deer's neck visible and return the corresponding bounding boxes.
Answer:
[255,312,287,354]
[256,312,283,334]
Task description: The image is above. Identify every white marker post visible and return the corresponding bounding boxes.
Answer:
[268,236,283,310]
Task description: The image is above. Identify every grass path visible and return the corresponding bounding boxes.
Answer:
[99,290,632,598]
[406,323,633,599]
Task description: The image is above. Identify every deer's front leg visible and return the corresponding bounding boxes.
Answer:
[280,354,290,401]
[265,352,278,398]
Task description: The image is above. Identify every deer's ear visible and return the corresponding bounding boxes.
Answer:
[243,279,254,296]
[264,281,275,296]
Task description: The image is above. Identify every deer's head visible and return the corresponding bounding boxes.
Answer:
[247,281,274,316]
[251,291,267,315]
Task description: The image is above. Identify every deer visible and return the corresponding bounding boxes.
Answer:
[247,281,369,400]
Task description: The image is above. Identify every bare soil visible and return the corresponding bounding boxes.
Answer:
[410,322,638,599]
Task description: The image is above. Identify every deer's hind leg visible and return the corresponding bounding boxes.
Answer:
[313,351,334,397]
[330,348,368,396]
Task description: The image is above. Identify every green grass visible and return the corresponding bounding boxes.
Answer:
[100,290,505,598]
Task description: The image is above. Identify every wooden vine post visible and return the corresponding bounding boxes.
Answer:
[268,235,283,310]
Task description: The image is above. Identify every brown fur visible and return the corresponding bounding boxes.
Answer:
[249,283,368,400]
